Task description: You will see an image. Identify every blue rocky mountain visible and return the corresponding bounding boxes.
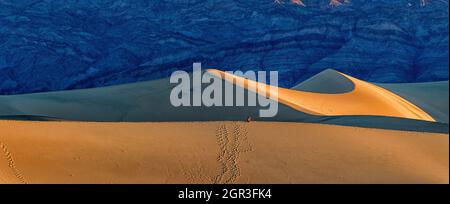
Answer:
[0,0,448,94]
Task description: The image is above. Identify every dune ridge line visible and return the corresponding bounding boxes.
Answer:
[207,69,435,122]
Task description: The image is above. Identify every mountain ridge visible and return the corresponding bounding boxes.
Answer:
[0,0,448,94]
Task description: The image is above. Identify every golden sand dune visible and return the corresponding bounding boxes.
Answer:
[207,69,435,122]
[0,121,447,184]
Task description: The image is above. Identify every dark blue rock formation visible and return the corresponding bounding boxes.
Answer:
[0,0,448,94]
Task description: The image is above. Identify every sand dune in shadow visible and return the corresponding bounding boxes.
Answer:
[0,70,446,133]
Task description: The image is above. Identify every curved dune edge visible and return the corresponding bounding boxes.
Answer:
[207,69,436,122]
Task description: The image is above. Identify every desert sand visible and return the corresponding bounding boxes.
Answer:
[0,70,447,134]
[0,69,447,184]
[208,69,435,121]
[0,121,447,184]
[379,81,449,123]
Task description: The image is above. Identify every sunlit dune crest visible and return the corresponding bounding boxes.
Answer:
[206,69,436,122]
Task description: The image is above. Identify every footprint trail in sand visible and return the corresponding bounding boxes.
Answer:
[214,122,253,184]
[0,140,27,184]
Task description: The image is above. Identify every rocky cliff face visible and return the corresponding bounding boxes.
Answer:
[0,0,448,94]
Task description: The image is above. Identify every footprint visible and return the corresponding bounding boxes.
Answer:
[213,122,253,184]
[0,140,27,184]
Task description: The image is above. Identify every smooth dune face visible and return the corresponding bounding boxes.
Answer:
[0,121,447,184]
[207,69,436,122]
[291,69,355,94]
[378,81,449,124]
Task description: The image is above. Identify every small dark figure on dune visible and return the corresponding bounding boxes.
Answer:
[247,116,252,123]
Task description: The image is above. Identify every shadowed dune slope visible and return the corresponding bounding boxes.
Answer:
[291,69,355,93]
[0,70,447,133]
[0,121,447,184]
[291,69,449,124]
[378,81,449,124]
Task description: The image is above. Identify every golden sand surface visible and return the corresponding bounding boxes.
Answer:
[0,121,447,184]
[207,69,435,122]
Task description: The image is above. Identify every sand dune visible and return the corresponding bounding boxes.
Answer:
[292,69,355,94]
[379,81,449,123]
[0,121,447,184]
[0,70,447,133]
[208,69,435,122]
